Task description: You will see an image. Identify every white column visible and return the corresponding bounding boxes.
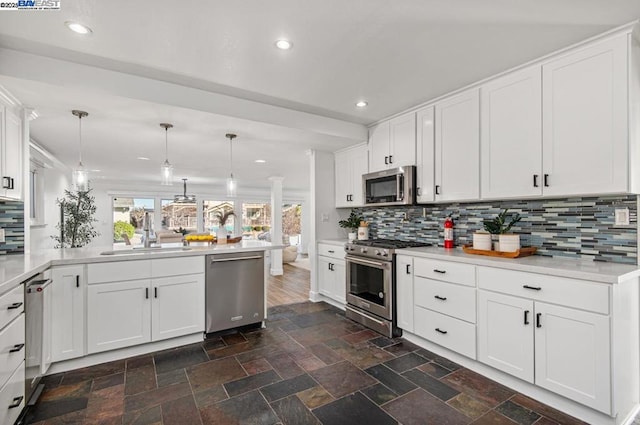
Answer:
[269,176,284,276]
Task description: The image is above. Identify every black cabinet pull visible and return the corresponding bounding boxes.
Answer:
[433,269,446,274]
[389,155,393,164]
[9,343,25,353]
[384,156,389,165]
[145,288,149,299]
[10,178,14,190]
[406,264,411,274]
[2,176,10,189]
[543,174,549,187]
[533,174,539,188]
[8,396,23,409]
[523,285,542,291]
[76,275,80,288]
[417,187,422,196]
[7,302,22,310]
[434,295,447,301]
[435,185,440,195]
[536,313,542,328]
[524,310,530,325]
[328,250,335,253]
[154,287,158,298]
[435,328,447,335]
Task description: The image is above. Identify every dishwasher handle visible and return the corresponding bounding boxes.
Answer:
[210,255,263,263]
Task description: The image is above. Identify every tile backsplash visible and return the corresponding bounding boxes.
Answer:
[0,200,24,254]
[354,195,638,264]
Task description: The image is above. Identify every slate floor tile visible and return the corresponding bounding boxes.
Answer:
[199,390,279,425]
[126,355,154,370]
[403,368,460,401]
[202,336,226,351]
[85,384,125,422]
[266,352,306,379]
[496,400,541,425]
[310,361,376,398]
[360,383,398,405]
[122,405,162,425]
[161,394,201,425]
[364,364,417,395]
[447,393,493,420]
[470,410,518,425]
[193,385,229,408]
[156,368,188,388]
[242,358,273,375]
[224,369,282,397]
[309,343,343,364]
[334,344,395,369]
[260,373,317,402]
[383,388,471,425]
[383,340,420,356]
[154,344,209,374]
[341,329,379,345]
[92,372,125,391]
[383,352,429,373]
[61,360,126,385]
[125,365,156,396]
[296,386,334,409]
[124,383,192,412]
[369,336,397,348]
[443,368,514,407]
[187,357,247,392]
[289,310,337,328]
[509,394,589,425]
[40,380,92,402]
[25,397,89,423]
[222,332,248,345]
[271,395,321,425]
[313,392,397,425]
[418,361,454,378]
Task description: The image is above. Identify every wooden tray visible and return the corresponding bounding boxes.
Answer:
[462,244,537,258]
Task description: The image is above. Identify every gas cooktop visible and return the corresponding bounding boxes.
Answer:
[349,239,430,249]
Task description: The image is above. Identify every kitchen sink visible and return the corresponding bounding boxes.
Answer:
[100,247,193,255]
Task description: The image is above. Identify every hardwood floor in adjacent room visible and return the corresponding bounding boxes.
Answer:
[267,263,310,307]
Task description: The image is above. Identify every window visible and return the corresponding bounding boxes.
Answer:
[162,199,197,232]
[203,201,235,233]
[283,203,302,245]
[242,202,270,239]
[112,197,154,246]
[29,160,45,225]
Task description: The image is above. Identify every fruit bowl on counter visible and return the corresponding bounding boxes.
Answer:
[185,234,215,245]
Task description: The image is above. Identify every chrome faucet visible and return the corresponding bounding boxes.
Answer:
[143,211,152,248]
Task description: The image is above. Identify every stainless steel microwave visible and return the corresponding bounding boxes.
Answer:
[363,166,416,206]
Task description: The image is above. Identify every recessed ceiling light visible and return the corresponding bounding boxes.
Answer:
[65,21,92,35]
[255,159,266,163]
[356,100,368,108]
[90,169,101,172]
[137,157,150,161]
[275,39,293,50]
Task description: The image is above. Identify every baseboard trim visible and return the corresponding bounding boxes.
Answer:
[270,267,284,276]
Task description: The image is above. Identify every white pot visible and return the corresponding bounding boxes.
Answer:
[493,241,501,251]
[348,232,357,241]
[498,234,520,252]
[472,233,492,251]
[357,226,369,240]
[216,228,228,245]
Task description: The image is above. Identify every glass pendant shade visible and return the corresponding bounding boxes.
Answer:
[226,174,237,198]
[161,160,173,186]
[73,162,88,191]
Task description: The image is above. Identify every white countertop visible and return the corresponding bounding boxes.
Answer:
[0,240,283,296]
[395,246,640,284]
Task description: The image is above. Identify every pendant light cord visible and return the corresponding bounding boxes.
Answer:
[78,115,83,164]
[229,137,234,179]
[165,127,169,161]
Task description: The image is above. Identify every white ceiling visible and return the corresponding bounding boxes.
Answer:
[0,0,639,189]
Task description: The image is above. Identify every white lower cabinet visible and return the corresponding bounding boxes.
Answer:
[317,243,346,305]
[395,255,414,332]
[478,287,611,414]
[51,265,85,362]
[0,361,25,425]
[87,258,205,355]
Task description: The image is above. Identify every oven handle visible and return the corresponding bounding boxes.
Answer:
[396,174,404,201]
[346,305,385,326]
[346,255,390,269]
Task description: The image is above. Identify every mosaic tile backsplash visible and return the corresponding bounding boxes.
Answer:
[0,200,24,254]
[354,195,638,264]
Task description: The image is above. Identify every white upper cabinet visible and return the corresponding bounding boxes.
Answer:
[416,106,435,203]
[542,35,628,196]
[435,88,480,202]
[335,144,368,208]
[481,67,543,199]
[369,113,416,173]
[0,107,23,201]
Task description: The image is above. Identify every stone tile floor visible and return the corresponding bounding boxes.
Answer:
[24,301,591,425]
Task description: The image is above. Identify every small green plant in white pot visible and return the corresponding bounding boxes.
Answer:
[339,210,363,241]
[483,209,522,252]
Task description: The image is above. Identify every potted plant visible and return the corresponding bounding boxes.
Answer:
[339,210,364,241]
[214,210,235,244]
[483,209,522,252]
[52,188,100,248]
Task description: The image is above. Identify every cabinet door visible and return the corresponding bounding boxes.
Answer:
[87,280,151,354]
[389,113,416,168]
[542,36,628,196]
[481,67,542,199]
[152,274,204,341]
[395,255,414,332]
[534,302,611,414]
[369,121,390,173]
[3,109,22,200]
[334,151,352,208]
[317,257,333,297]
[435,89,480,201]
[477,291,534,383]
[416,106,435,203]
[332,260,346,304]
[349,147,368,206]
[50,266,85,362]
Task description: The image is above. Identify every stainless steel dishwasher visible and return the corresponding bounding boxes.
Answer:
[206,251,265,334]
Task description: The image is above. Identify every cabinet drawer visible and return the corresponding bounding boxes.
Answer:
[318,243,345,260]
[0,360,25,425]
[0,314,24,389]
[414,277,476,323]
[88,260,152,284]
[414,258,476,286]
[152,256,204,277]
[415,307,476,359]
[0,285,23,330]
[478,267,609,314]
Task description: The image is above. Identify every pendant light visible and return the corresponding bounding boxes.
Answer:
[225,133,237,198]
[174,178,196,203]
[160,123,174,185]
[71,110,89,191]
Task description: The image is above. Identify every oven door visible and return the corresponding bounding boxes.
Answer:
[345,255,393,320]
